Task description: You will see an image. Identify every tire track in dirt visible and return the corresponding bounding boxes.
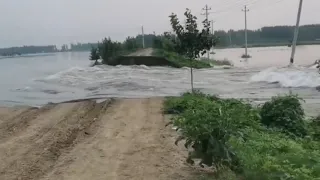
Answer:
[116,98,191,180]
[0,99,113,180]
[42,98,191,180]
[0,104,54,140]
[0,107,35,124]
[127,48,154,56]
[0,98,195,180]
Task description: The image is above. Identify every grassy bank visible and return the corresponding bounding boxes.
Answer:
[100,48,214,69]
[163,91,320,180]
[105,55,177,67]
[152,49,212,69]
[199,57,233,66]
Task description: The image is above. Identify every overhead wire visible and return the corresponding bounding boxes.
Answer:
[211,0,257,14]
[248,0,287,11]
[212,0,288,21]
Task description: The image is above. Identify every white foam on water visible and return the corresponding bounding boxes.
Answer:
[35,66,108,86]
[138,65,150,70]
[34,64,162,89]
[250,66,320,88]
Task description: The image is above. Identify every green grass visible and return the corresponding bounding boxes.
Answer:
[152,49,212,69]
[199,57,233,66]
[163,91,320,180]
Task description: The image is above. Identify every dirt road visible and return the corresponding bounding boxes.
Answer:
[127,48,153,56]
[0,98,191,180]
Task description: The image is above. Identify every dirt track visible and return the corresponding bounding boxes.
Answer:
[127,48,153,56]
[0,98,192,180]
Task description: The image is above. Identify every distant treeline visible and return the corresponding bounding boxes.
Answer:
[74,24,320,51]
[2,24,320,56]
[215,24,320,47]
[0,45,58,56]
[70,34,156,52]
[70,43,98,51]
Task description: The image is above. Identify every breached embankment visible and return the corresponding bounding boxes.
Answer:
[106,48,179,67]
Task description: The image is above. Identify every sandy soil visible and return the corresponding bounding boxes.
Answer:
[0,98,193,180]
[128,48,153,56]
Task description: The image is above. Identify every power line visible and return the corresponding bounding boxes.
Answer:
[212,0,288,21]
[214,0,248,10]
[246,0,265,7]
[249,0,287,11]
[208,0,257,21]
[211,0,255,14]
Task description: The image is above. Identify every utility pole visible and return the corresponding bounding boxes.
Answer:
[242,5,249,57]
[211,20,215,53]
[290,0,303,64]
[228,30,232,47]
[201,4,212,60]
[142,26,145,48]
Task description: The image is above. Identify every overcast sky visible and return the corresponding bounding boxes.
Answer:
[0,0,319,47]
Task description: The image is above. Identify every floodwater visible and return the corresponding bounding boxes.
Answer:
[0,45,320,116]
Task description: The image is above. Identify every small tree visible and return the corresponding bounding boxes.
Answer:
[124,36,138,52]
[89,47,100,65]
[169,9,217,92]
[98,37,121,64]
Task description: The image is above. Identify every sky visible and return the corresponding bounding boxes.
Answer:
[0,0,319,48]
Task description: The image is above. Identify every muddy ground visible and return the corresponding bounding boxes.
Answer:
[0,98,198,180]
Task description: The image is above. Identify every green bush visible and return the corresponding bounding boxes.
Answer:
[165,91,260,172]
[164,92,320,180]
[199,57,233,66]
[260,94,307,137]
[307,115,320,141]
[163,91,218,114]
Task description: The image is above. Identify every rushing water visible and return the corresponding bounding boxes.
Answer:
[1,45,320,115]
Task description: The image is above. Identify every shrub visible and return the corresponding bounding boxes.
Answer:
[164,92,320,180]
[229,128,320,180]
[165,92,260,172]
[307,115,320,141]
[163,91,218,114]
[260,94,307,137]
[165,91,320,180]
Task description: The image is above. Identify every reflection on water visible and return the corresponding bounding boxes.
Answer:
[0,46,320,116]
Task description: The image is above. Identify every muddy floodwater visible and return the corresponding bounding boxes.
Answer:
[0,45,320,115]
